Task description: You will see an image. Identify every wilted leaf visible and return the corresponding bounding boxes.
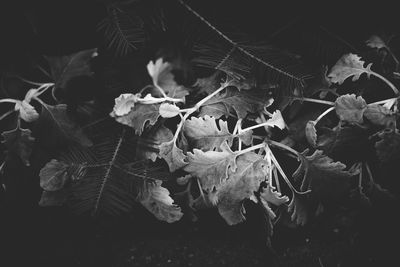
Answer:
[39,159,69,191]
[159,140,187,172]
[159,103,180,118]
[41,104,92,146]
[147,58,189,99]
[46,48,97,93]
[1,126,35,166]
[335,94,367,123]
[136,124,173,161]
[305,121,317,147]
[260,184,289,206]
[375,129,400,163]
[112,93,140,116]
[366,35,387,49]
[215,153,267,225]
[184,142,237,191]
[293,149,353,200]
[139,180,183,223]
[199,87,268,119]
[15,100,40,122]
[328,54,372,84]
[111,103,160,135]
[364,104,396,127]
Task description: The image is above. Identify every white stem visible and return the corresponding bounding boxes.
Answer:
[289,96,335,106]
[314,106,335,124]
[0,99,19,104]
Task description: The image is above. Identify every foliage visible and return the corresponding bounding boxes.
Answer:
[1,0,399,248]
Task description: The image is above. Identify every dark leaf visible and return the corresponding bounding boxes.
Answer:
[293,149,354,201]
[46,48,97,94]
[375,129,400,163]
[1,126,35,166]
[41,104,92,146]
[364,104,397,127]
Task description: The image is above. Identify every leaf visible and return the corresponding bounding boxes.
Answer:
[266,110,286,130]
[199,87,268,119]
[184,115,251,151]
[328,53,372,84]
[193,71,222,95]
[39,159,69,191]
[375,129,400,163]
[260,184,289,206]
[111,103,160,135]
[15,100,39,122]
[147,58,189,99]
[1,126,35,166]
[184,142,237,191]
[139,180,183,223]
[366,35,387,49]
[293,150,353,201]
[335,94,367,123]
[41,104,92,146]
[214,153,267,225]
[364,104,397,127]
[305,121,317,147]
[39,189,68,207]
[159,140,187,172]
[136,124,173,162]
[159,103,181,118]
[288,191,312,226]
[112,93,140,116]
[46,48,97,92]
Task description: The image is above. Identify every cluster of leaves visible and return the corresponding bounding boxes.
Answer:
[1,0,399,246]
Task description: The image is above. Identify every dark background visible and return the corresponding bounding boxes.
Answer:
[1,1,399,266]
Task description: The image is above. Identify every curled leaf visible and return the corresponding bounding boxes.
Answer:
[112,93,140,116]
[260,184,289,206]
[266,110,286,130]
[328,54,372,84]
[139,180,183,223]
[15,100,39,122]
[335,94,367,123]
[159,103,181,118]
[39,189,68,207]
[305,121,317,147]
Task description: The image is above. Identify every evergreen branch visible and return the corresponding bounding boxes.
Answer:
[177,0,305,85]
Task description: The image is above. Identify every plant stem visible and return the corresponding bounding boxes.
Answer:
[289,96,335,106]
[0,110,14,121]
[267,145,309,195]
[267,140,299,157]
[314,106,335,124]
[371,71,399,95]
[368,97,398,106]
[236,142,265,156]
[0,99,19,104]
